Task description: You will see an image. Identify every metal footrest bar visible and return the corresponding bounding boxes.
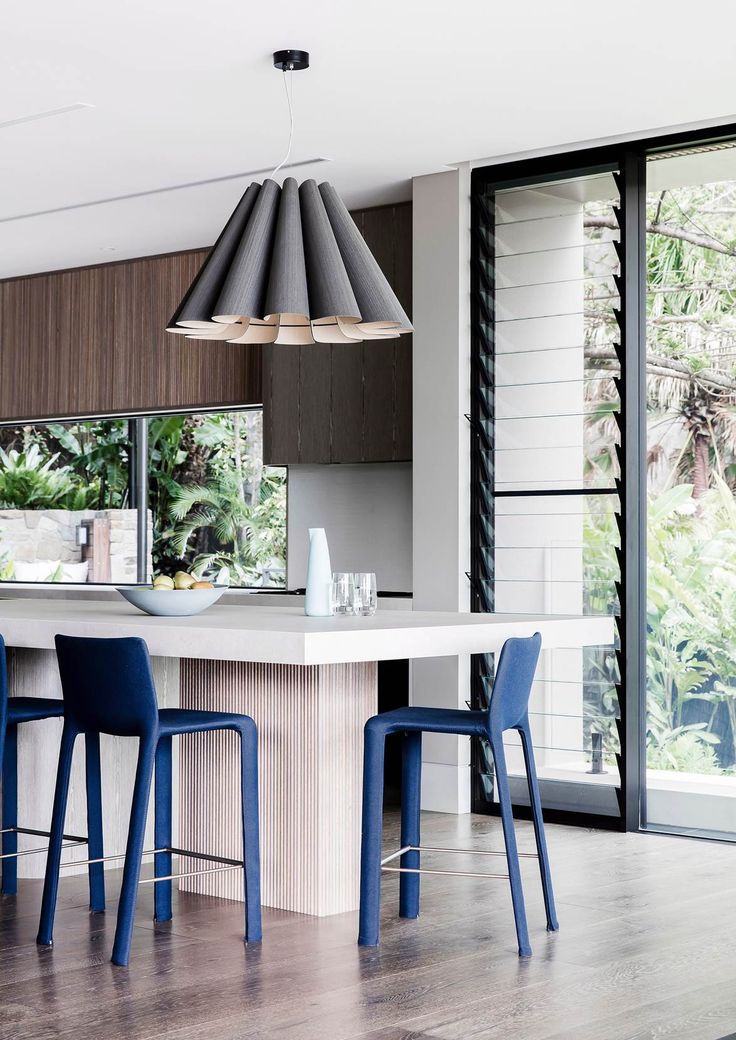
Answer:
[380,844,538,880]
[57,844,244,884]
[0,825,88,860]
[380,844,538,867]
[382,865,510,880]
[168,846,242,867]
[139,864,243,884]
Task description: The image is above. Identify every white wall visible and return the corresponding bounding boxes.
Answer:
[412,166,472,814]
[286,464,412,593]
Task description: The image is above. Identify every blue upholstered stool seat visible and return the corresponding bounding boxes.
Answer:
[364,706,489,737]
[358,633,558,958]
[157,708,252,736]
[7,697,65,725]
[37,635,262,967]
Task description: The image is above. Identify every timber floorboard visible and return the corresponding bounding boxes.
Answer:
[2,812,736,1040]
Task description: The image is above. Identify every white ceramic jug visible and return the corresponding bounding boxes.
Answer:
[305,528,333,617]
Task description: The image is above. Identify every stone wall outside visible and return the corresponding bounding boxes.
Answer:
[0,509,152,583]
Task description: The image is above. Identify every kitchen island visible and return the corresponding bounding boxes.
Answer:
[1,599,614,915]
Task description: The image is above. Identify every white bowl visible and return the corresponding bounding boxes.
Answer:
[117,584,227,617]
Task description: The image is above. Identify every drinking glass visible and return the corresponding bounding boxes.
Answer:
[331,572,356,616]
[354,572,377,616]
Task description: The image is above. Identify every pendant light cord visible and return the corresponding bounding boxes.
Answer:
[270,68,294,180]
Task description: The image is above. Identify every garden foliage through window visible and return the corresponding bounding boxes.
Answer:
[0,409,287,589]
[644,154,736,795]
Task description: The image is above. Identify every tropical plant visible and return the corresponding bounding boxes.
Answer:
[646,186,736,497]
[168,467,286,586]
[643,479,736,771]
[145,409,287,586]
[646,699,720,774]
[0,444,96,510]
[148,414,190,574]
[581,499,620,756]
[42,421,130,509]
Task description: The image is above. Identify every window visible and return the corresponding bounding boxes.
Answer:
[473,126,736,836]
[471,170,623,821]
[0,408,286,589]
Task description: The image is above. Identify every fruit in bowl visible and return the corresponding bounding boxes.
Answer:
[151,571,217,592]
[118,572,226,616]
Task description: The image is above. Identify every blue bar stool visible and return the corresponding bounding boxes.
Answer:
[358,632,557,957]
[0,633,104,906]
[37,635,262,967]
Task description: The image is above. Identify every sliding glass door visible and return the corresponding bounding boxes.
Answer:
[645,144,736,838]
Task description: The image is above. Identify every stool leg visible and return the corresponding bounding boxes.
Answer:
[239,719,262,943]
[490,735,532,958]
[1,724,18,895]
[154,735,173,923]
[358,722,385,946]
[519,721,558,932]
[84,733,105,913]
[37,724,78,946]
[399,730,421,920]
[112,737,155,967]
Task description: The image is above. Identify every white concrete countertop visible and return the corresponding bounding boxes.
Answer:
[0,598,614,665]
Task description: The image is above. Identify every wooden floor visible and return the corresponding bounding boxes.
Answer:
[3,811,736,1040]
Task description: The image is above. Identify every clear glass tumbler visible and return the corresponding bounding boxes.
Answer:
[354,572,377,616]
[331,572,356,616]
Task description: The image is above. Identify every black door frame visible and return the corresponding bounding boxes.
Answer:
[470,122,736,832]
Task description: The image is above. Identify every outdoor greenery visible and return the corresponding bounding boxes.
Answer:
[0,421,130,511]
[584,179,736,775]
[149,411,286,586]
[0,411,287,589]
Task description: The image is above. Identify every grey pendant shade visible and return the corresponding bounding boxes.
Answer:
[167,177,413,345]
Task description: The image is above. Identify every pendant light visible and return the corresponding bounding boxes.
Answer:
[167,50,412,345]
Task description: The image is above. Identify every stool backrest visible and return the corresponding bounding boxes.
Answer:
[55,635,159,737]
[488,633,541,732]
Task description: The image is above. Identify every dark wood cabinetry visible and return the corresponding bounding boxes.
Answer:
[262,201,412,465]
[0,249,262,421]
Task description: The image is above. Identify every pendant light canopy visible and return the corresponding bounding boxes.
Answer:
[167,52,412,346]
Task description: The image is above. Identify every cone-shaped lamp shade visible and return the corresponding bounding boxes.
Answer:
[166,183,261,333]
[317,182,411,337]
[167,177,413,345]
[213,179,281,324]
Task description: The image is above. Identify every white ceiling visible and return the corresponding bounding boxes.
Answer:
[2,0,736,278]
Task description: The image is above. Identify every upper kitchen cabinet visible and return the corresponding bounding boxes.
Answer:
[0,250,262,422]
[262,201,412,465]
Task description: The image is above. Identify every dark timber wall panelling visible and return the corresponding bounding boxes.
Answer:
[0,249,262,421]
[262,201,413,465]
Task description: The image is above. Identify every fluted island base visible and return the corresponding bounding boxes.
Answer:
[178,659,376,916]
